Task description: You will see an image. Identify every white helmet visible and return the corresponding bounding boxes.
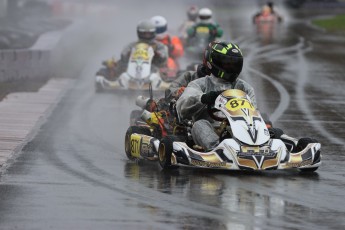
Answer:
[198,8,212,22]
[150,15,168,39]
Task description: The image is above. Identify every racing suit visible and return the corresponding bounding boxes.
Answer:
[156,34,184,60]
[178,20,196,41]
[155,34,184,79]
[187,22,223,43]
[165,64,209,100]
[176,74,257,150]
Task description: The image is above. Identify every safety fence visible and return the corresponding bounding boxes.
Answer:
[0,30,62,82]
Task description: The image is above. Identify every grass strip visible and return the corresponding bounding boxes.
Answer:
[312,14,345,34]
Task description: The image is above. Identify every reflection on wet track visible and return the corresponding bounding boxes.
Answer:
[0,1,345,229]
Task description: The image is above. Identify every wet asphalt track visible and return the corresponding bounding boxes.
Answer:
[0,1,345,229]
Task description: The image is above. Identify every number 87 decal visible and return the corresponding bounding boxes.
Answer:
[225,98,254,111]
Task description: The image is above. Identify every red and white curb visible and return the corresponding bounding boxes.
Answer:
[0,78,73,170]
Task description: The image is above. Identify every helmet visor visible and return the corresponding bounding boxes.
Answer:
[138,31,155,40]
[156,25,167,34]
[199,15,211,20]
[212,52,243,74]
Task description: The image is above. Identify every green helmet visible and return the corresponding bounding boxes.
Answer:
[203,41,243,82]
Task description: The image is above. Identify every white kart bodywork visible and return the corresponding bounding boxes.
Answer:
[95,42,169,91]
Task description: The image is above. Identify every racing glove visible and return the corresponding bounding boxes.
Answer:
[201,91,222,105]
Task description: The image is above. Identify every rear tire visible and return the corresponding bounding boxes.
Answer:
[125,126,151,160]
[297,137,319,173]
[158,136,175,169]
[295,137,318,152]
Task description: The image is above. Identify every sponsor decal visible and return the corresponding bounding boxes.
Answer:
[196,26,210,34]
[232,49,239,53]
[237,147,279,169]
[130,135,141,158]
[238,147,277,157]
[190,159,226,168]
[131,43,150,61]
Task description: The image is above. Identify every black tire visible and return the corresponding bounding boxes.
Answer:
[295,137,318,152]
[125,126,151,160]
[299,167,318,172]
[158,136,175,169]
[297,137,319,173]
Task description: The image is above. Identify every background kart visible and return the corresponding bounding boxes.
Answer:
[95,42,173,92]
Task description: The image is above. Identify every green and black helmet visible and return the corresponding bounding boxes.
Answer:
[203,41,243,82]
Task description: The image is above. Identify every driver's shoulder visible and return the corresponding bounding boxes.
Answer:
[233,78,254,91]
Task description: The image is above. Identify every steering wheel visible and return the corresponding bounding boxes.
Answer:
[207,105,226,122]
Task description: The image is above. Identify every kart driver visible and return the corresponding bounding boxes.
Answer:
[165,63,209,100]
[141,63,209,112]
[178,5,199,42]
[187,8,223,44]
[150,15,184,75]
[117,20,168,72]
[176,41,256,151]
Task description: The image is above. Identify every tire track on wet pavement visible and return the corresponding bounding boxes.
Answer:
[294,39,344,146]
[31,69,256,227]
[241,38,291,123]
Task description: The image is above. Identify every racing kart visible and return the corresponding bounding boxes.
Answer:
[95,42,171,92]
[184,29,211,60]
[125,89,321,172]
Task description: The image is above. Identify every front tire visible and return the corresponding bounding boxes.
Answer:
[158,136,176,169]
[297,137,320,172]
[125,126,151,160]
[295,137,318,152]
[299,167,318,172]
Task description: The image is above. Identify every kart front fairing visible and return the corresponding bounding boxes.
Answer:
[127,43,154,79]
[214,89,270,146]
[171,138,321,170]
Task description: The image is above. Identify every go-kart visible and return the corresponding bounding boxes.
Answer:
[125,89,321,172]
[95,42,171,92]
[184,29,212,60]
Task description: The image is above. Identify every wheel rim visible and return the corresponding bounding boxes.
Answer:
[159,144,166,162]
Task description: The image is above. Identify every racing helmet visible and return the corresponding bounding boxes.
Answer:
[187,5,199,21]
[198,8,212,21]
[150,15,168,39]
[203,41,243,82]
[137,20,156,41]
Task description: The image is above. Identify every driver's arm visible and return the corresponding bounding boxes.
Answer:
[153,43,168,67]
[176,80,205,120]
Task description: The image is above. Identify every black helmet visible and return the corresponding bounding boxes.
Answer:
[137,20,156,41]
[203,41,243,82]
